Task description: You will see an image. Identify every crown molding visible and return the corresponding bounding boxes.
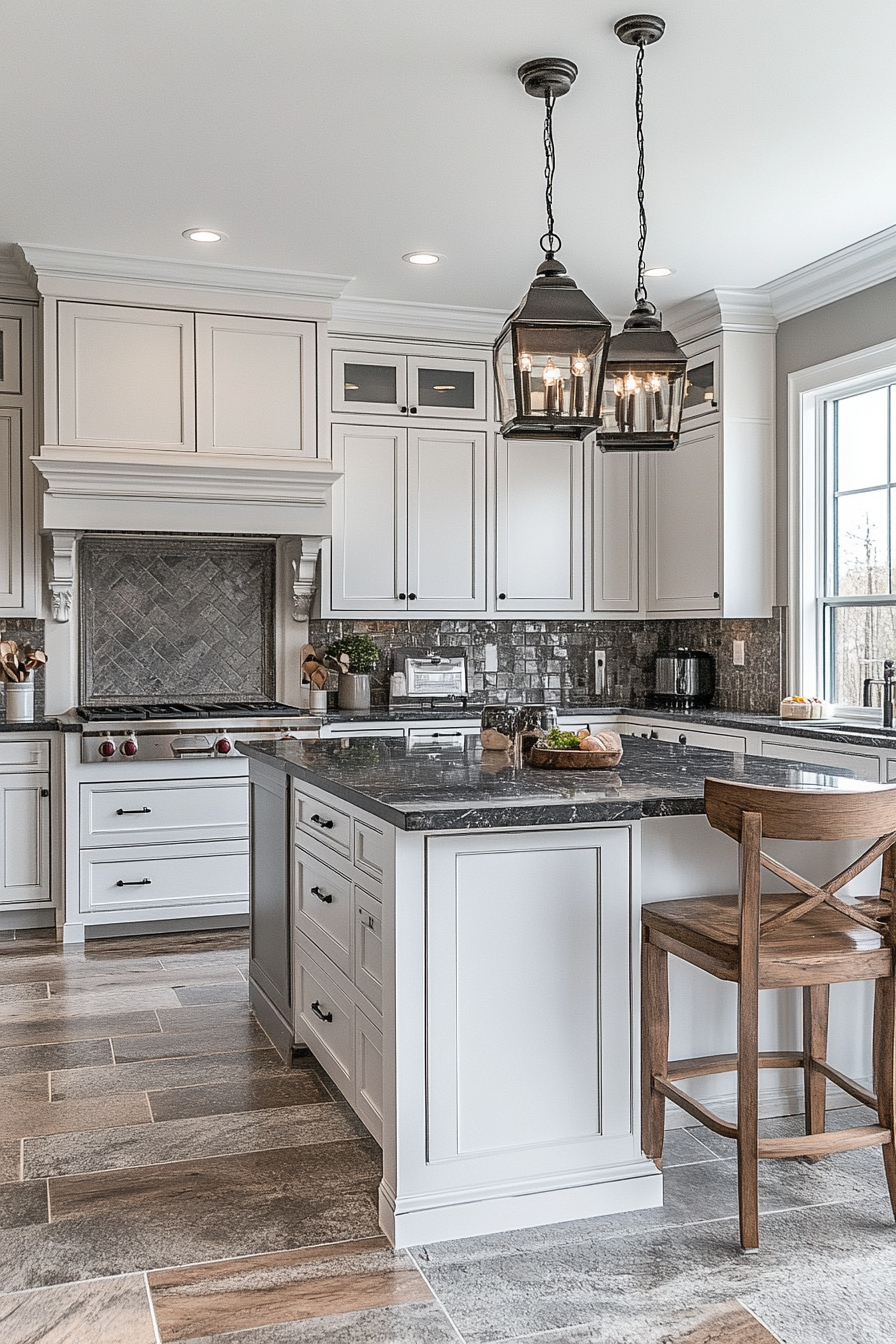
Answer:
[665,288,778,345]
[331,294,506,344]
[18,244,353,305]
[761,222,896,323]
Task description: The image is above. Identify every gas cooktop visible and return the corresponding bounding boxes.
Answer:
[76,700,304,723]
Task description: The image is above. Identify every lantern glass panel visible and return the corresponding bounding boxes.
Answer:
[496,326,606,431]
[599,364,685,438]
[495,332,517,424]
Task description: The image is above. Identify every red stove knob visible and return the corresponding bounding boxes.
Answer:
[120,736,139,757]
[98,737,116,758]
[215,735,233,754]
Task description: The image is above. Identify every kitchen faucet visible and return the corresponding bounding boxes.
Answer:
[862,659,895,728]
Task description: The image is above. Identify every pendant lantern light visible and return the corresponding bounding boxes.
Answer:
[597,16,687,453]
[494,59,611,441]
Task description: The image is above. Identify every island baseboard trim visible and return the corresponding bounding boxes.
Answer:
[379,1162,663,1248]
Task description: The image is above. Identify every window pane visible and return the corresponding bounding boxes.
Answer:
[836,387,888,492]
[834,489,888,595]
[830,604,896,705]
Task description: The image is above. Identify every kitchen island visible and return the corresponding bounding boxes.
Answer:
[239,733,879,1246]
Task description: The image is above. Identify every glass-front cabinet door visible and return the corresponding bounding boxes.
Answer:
[681,347,720,424]
[332,349,488,420]
[332,351,407,416]
[407,356,487,420]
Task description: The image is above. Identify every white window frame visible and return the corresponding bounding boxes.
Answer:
[789,335,896,710]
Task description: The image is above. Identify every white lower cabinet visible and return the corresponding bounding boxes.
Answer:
[80,777,248,847]
[0,770,50,906]
[424,826,635,1176]
[759,738,881,783]
[79,841,249,914]
[623,720,747,754]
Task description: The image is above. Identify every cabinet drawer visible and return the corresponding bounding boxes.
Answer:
[0,740,49,772]
[79,841,249,914]
[355,1007,384,1145]
[354,819,385,882]
[295,934,354,1096]
[81,778,248,847]
[294,847,352,976]
[294,787,351,857]
[355,890,383,1012]
[760,740,881,783]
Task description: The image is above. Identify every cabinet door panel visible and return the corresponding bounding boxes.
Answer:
[332,351,407,416]
[0,409,23,608]
[407,430,486,611]
[496,439,584,611]
[407,355,487,420]
[58,303,195,450]
[330,425,407,610]
[592,447,638,611]
[760,739,880,783]
[0,773,50,905]
[195,314,316,458]
[426,827,633,1165]
[0,315,22,394]
[647,424,720,612]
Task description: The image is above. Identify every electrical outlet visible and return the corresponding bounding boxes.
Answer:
[733,639,745,666]
[484,643,498,673]
[594,649,606,695]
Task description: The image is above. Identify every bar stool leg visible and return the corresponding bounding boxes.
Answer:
[873,974,896,1218]
[803,982,830,1153]
[737,945,760,1251]
[641,932,668,1164]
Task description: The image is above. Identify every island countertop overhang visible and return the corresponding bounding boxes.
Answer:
[236,735,874,832]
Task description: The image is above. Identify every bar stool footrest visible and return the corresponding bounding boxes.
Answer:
[758,1125,890,1159]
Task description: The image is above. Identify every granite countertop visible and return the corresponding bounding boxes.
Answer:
[237,734,874,833]
[320,704,896,750]
[0,718,72,733]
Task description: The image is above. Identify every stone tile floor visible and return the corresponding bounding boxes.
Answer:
[0,926,893,1341]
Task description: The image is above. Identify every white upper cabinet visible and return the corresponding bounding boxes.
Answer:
[406,429,486,611]
[332,347,488,420]
[58,303,195,451]
[0,313,23,394]
[330,424,406,611]
[646,422,721,613]
[591,447,639,613]
[328,424,486,614]
[0,409,23,609]
[195,314,317,458]
[496,438,584,612]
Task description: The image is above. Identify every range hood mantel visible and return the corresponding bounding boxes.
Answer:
[34,449,339,536]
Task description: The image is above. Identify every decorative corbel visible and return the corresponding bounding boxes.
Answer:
[48,532,77,623]
[291,535,323,621]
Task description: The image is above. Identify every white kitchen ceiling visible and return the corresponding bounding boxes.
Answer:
[2,0,895,317]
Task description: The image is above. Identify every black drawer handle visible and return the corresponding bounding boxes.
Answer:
[679,734,687,745]
[116,807,152,816]
[116,878,151,887]
[311,885,333,904]
[311,1000,333,1023]
[309,814,334,829]
[40,788,49,798]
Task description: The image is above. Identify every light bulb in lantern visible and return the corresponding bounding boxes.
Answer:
[518,351,533,415]
[571,355,587,416]
[543,357,562,416]
[518,352,533,373]
[624,372,639,393]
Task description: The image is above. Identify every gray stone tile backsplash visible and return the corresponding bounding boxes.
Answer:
[309,611,786,713]
[79,536,276,703]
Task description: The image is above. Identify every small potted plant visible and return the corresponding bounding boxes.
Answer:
[325,633,380,711]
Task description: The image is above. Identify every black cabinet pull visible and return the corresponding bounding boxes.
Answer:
[398,592,406,601]
[311,1000,333,1023]
[713,591,720,599]
[399,405,408,414]
[311,885,333,904]
[498,593,506,600]
[409,406,417,413]
[40,788,49,798]
[116,878,151,887]
[309,814,334,829]
[116,806,151,816]
[408,593,417,600]
[650,729,659,739]
[679,734,687,745]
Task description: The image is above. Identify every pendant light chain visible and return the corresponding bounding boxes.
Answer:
[634,40,649,308]
[541,91,561,257]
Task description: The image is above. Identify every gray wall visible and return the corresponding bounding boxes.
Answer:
[775,276,896,604]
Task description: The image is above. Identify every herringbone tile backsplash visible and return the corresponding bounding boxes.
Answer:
[79,536,275,703]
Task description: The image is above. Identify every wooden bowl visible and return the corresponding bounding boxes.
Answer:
[528,745,623,770]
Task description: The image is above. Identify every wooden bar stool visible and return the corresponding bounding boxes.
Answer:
[641,777,896,1252]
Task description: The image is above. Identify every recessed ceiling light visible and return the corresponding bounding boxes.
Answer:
[183,228,226,243]
[643,265,675,277]
[403,252,440,265]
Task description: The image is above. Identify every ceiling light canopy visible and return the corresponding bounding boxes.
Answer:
[597,16,687,453]
[644,266,675,277]
[183,228,225,243]
[403,251,440,265]
[493,58,611,441]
